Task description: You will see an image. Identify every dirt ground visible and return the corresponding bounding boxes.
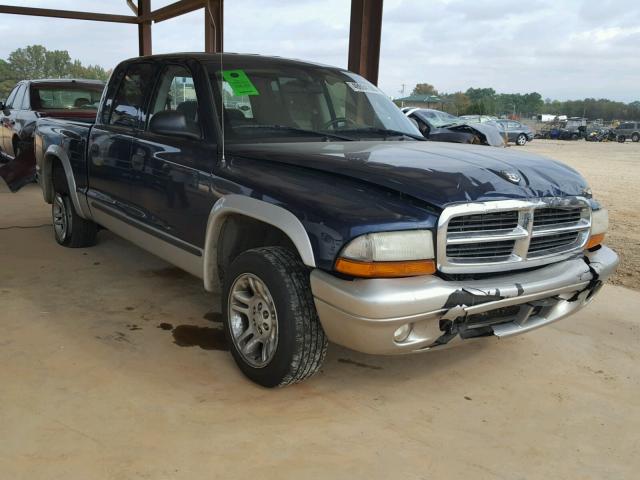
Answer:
[1,181,640,479]
[526,139,640,290]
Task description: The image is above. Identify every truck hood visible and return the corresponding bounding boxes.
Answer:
[226,141,589,208]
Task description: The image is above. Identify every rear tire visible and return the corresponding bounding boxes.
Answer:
[632,133,639,143]
[222,247,327,387]
[516,134,527,146]
[52,191,98,248]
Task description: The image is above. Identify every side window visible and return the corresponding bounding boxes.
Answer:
[3,84,19,108]
[19,85,30,109]
[108,63,154,128]
[11,84,26,110]
[149,64,201,136]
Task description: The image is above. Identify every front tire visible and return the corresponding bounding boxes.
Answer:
[617,135,626,143]
[222,247,327,387]
[52,192,98,247]
[516,134,527,146]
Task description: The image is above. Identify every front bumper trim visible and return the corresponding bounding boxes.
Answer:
[311,246,618,355]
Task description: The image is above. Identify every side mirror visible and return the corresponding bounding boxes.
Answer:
[149,110,200,140]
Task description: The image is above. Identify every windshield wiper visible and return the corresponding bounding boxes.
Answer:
[338,127,425,141]
[234,124,354,141]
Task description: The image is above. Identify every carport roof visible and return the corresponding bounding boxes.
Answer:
[0,0,385,84]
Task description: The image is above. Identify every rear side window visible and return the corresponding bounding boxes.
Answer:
[108,63,155,128]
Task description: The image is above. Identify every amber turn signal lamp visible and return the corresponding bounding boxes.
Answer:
[335,258,436,278]
[586,233,605,249]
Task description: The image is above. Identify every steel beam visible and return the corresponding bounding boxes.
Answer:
[139,0,205,23]
[138,0,152,56]
[0,5,137,23]
[348,0,383,85]
[204,0,223,53]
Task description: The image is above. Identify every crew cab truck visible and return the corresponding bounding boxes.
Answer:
[35,53,618,387]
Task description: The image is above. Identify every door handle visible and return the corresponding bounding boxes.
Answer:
[131,148,146,171]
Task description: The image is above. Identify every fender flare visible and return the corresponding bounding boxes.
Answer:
[203,194,316,292]
[40,145,89,219]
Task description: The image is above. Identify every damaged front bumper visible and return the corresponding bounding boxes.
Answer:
[310,246,618,355]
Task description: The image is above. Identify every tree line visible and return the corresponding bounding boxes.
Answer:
[408,83,640,121]
[0,45,109,99]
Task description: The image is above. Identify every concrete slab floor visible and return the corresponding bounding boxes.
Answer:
[1,185,639,480]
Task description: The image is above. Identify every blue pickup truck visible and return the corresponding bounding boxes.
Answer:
[35,53,618,387]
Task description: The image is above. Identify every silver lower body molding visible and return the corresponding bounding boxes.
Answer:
[310,246,619,355]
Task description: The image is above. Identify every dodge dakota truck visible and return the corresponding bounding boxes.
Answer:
[34,53,618,387]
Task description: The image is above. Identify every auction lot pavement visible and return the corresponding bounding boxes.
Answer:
[2,151,639,479]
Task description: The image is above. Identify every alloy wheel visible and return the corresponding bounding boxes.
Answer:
[52,193,70,241]
[228,273,279,368]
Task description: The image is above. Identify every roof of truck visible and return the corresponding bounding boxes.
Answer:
[27,78,105,85]
[132,52,343,71]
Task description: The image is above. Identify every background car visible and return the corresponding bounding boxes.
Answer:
[404,108,505,147]
[458,114,499,124]
[615,121,640,142]
[494,119,534,146]
[0,79,104,191]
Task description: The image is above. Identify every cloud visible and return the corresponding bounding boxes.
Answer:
[0,0,638,101]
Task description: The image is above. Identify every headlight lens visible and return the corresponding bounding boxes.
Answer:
[590,208,608,236]
[587,208,608,249]
[340,230,434,262]
[336,230,436,278]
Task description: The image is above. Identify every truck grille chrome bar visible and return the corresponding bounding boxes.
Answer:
[437,197,591,274]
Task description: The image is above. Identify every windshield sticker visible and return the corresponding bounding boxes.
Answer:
[346,82,383,95]
[222,70,259,96]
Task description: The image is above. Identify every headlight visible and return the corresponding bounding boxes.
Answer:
[335,230,435,278]
[586,208,608,249]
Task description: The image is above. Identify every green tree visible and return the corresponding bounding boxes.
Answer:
[0,59,17,99]
[8,45,47,79]
[4,44,109,83]
[412,83,438,96]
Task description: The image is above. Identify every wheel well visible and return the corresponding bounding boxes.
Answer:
[216,214,298,282]
[50,156,68,195]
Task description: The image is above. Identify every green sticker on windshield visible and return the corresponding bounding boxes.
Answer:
[222,69,259,96]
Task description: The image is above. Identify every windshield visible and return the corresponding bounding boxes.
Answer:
[31,84,104,110]
[414,109,460,128]
[207,59,421,142]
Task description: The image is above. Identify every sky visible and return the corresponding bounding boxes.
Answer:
[0,0,638,102]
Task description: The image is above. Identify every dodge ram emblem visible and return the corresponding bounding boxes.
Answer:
[500,170,521,184]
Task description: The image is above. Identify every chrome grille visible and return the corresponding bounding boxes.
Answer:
[446,240,515,259]
[528,231,580,254]
[437,198,591,274]
[533,208,582,228]
[448,211,519,233]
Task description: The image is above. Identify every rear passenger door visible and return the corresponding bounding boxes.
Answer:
[87,62,155,218]
[128,61,219,250]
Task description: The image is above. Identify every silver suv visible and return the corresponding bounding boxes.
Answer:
[615,121,640,142]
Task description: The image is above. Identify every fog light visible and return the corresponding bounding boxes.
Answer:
[393,324,412,343]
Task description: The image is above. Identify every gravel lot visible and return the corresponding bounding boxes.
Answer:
[526,139,640,290]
